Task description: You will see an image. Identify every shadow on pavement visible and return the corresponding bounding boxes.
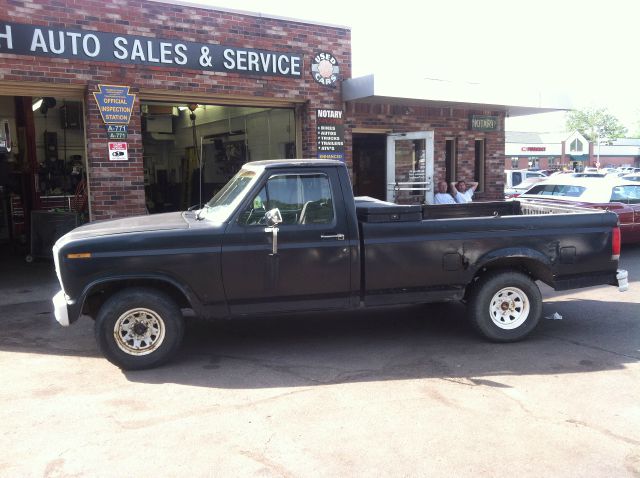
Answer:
[0,247,59,306]
[137,299,638,389]
[4,297,634,389]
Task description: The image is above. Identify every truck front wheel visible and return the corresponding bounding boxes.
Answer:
[95,288,184,370]
[467,271,542,342]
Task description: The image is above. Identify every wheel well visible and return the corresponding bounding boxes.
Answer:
[82,279,192,318]
[469,258,553,291]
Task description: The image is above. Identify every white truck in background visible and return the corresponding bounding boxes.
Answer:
[505,169,548,189]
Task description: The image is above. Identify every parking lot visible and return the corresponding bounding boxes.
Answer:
[0,246,639,477]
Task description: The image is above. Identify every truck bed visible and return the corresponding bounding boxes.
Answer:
[355,197,618,306]
[355,196,600,222]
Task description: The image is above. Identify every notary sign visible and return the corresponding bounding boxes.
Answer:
[94,85,135,125]
[108,142,128,161]
[316,109,345,161]
[470,115,499,132]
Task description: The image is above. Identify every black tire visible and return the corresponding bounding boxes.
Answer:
[94,288,184,370]
[466,270,542,342]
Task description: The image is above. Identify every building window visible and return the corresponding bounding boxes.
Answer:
[511,156,519,168]
[445,138,456,183]
[528,157,539,169]
[141,102,296,214]
[474,139,485,192]
[570,138,583,152]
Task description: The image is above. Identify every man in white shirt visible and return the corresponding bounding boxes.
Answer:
[450,179,479,203]
[433,180,456,204]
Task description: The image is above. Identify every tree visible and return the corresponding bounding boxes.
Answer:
[634,117,640,138]
[565,107,627,142]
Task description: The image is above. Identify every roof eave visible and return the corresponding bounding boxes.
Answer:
[343,74,572,117]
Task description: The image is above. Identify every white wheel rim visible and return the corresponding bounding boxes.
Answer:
[489,287,530,330]
[113,308,166,356]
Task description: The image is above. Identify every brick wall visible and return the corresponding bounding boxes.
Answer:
[345,103,506,200]
[0,0,351,219]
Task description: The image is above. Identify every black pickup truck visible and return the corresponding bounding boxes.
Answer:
[52,160,628,369]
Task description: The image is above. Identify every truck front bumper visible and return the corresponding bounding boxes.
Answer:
[52,290,70,326]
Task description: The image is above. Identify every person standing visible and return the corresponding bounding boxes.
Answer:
[433,180,456,204]
[450,179,478,203]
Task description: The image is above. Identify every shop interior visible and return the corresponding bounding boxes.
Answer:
[142,102,296,213]
[0,94,87,264]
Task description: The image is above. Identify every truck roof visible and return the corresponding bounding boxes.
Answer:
[246,159,344,169]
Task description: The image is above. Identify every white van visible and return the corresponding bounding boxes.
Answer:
[504,169,547,189]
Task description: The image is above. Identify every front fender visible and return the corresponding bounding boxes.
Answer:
[68,273,207,324]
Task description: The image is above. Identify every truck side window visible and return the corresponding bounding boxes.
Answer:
[238,173,335,226]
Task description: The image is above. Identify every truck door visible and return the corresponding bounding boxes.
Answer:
[221,168,352,315]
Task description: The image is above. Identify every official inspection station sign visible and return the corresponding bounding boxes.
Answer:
[93,85,136,125]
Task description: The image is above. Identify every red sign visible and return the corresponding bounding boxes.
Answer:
[108,141,128,161]
[521,146,546,152]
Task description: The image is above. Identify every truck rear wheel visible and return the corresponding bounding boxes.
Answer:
[467,271,542,342]
[95,288,184,370]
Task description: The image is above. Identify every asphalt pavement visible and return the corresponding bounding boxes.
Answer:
[0,245,638,477]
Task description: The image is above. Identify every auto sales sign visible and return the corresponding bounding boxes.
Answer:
[0,21,303,78]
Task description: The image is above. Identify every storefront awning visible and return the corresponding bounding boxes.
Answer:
[342,74,572,117]
[569,154,589,161]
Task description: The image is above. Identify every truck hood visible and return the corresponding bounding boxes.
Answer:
[64,212,189,240]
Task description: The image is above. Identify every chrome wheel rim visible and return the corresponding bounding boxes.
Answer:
[489,287,530,330]
[113,308,166,356]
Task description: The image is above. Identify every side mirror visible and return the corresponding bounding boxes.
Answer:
[265,208,282,227]
[264,208,282,256]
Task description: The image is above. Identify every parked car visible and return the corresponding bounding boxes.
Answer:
[504,169,547,189]
[52,160,627,369]
[572,172,607,178]
[622,173,640,182]
[616,167,640,175]
[519,176,640,243]
[504,177,546,198]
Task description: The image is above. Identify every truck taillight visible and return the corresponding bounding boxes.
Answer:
[612,227,621,260]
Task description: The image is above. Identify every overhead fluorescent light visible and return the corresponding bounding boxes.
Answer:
[32,98,43,111]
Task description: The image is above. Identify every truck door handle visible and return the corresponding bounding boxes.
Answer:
[320,233,345,241]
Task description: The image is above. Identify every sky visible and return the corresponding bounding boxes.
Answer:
[179,0,640,134]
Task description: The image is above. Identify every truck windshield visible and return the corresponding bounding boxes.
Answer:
[197,169,258,222]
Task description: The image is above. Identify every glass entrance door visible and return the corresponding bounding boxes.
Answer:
[386,131,434,204]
